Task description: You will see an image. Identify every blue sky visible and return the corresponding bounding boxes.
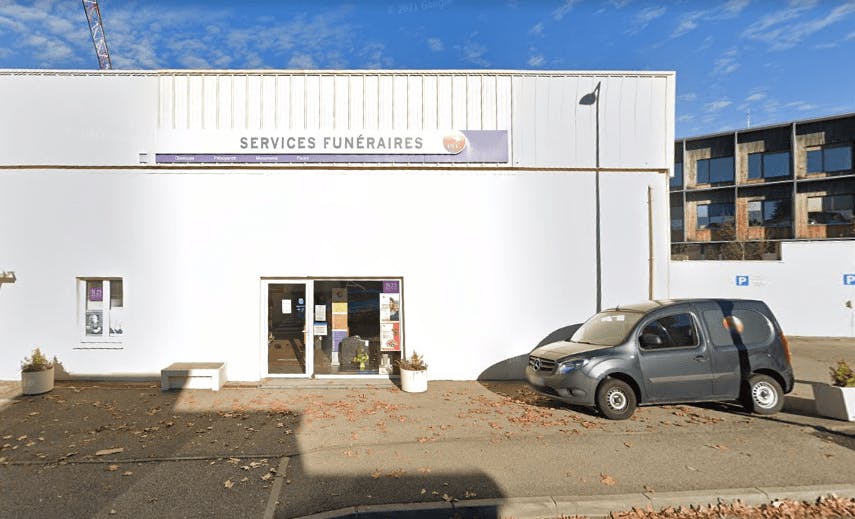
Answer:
[1,0,853,137]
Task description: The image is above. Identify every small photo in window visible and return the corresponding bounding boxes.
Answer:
[86,310,103,335]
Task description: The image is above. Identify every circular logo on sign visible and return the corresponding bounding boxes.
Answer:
[443,131,467,154]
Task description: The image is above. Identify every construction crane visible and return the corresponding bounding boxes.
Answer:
[82,0,112,70]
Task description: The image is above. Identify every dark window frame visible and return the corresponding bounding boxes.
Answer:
[747,199,792,227]
[807,145,853,174]
[697,202,735,230]
[670,162,683,189]
[807,193,855,226]
[748,151,791,180]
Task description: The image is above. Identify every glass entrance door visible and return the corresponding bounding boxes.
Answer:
[266,282,312,376]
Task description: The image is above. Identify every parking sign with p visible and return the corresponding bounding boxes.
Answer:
[844,274,855,286]
[735,275,750,287]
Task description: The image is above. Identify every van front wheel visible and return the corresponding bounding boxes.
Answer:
[596,378,637,420]
[743,374,783,415]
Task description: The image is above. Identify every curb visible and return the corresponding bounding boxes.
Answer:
[292,484,855,519]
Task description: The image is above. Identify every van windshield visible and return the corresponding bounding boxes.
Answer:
[570,311,644,346]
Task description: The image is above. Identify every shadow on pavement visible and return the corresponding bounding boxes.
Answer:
[0,382,505,519]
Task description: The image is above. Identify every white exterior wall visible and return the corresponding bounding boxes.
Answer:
[670,241,855,337]
[0,70,674,381]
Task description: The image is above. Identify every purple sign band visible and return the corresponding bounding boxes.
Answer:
[156,130,508,165]
[382,280,400,294]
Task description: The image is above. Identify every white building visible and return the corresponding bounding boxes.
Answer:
[0,70,675,383]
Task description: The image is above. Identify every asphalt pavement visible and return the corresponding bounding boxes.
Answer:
[0,337,853,518]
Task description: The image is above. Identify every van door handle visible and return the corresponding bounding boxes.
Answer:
[694,355,708,362]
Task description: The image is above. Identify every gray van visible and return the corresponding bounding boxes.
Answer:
[526,299,795,420]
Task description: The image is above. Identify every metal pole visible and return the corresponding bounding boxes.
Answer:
[594,82,602,312]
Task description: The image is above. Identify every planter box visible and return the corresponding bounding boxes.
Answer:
[814,383,855,422]
[400,368,427,393]
[21,366,55,395]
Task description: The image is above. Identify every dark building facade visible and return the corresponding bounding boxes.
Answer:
[671,113,855,260]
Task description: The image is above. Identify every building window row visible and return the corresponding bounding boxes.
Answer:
[807,145,853,174]
[748,151,790,180]
[690,194,854,230]
[672,144,853,189]
[747,199,791,227]
[808,194,854,225]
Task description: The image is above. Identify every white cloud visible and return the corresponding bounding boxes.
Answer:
[712,49,739,75]
[529,23,544,36]
[743,2,855,50]
[847,31,855,40]
[745,92,766,102]
[288,53,316,69]
[672,11,703,37]
[635,6,667,28]
[705,99,732,112]
[552,0,582,21]
[786,101,819,111]
[359,42,393,69]
[459,40,489,67]
[427,37,444,51]
[678,93,697,102]
[722,0,751,16]
[678,114,695,122]
[528,55,544,66]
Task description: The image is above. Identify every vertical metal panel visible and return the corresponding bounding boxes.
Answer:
[349,75,364,130]
[392,75,408,129]
[304,75,320,130]
[466,75,482,130]
[334,76,349,130]
[452,76,467,128]
[422,75,438,130]
[481,75,497,130]
[245,75,262,129]
[202,76,218,129]
[407,75,422,129]
[574,75,599,168]
[217,75,233,130]
[173,75,189,130]
[231,75,247,130]
[158,76,173,129]
[260,76,276,129]
[289,76,304,129]
[377,75,393,129]
[275,75,290,130]
[187,76,203,129]
[512,76,536,165]
[437,76,452,129]
[496,75,513,162]
[363,75,379,130]
[318,75,335,129]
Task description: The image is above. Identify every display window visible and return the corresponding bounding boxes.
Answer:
[264,278,403,377]
[78,277,124,346]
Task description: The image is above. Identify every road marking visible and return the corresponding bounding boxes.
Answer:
[263,456,291,519]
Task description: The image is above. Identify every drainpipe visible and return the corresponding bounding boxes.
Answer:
[648,185,655,300]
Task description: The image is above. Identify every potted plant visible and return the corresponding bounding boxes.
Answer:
[814,360,855,421]
[21,347,55,395]
[396,351,428,393]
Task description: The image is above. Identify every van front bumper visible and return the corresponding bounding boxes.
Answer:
[525,365,597,406]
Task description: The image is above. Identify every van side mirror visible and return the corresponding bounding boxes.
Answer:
[640,333,663,347]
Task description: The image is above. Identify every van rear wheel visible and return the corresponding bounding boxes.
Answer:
[596,378,637,420]
[743,374,783,415]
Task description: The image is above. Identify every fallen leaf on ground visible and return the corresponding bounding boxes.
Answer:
[122,471,133,476]
[106,465,119,472]
[96,448,124,456]
[600,473,617,486]
[224,479,234,489]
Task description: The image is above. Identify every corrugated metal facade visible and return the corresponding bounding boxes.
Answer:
[2,70,674,170]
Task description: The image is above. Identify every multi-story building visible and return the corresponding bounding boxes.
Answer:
[671,113,855,260]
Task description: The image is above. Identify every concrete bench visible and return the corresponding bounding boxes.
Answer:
[161,362,226,391]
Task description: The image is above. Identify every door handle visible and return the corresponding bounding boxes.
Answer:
[694,355,708,362]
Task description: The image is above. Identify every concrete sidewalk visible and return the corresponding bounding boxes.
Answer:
[0,337,853,518]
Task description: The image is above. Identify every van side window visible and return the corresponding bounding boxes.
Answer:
[641,313,698,349]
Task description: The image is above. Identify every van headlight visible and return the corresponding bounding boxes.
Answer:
[557,358,589,374]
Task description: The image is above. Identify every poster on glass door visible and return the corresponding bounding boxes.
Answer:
[380,322,400,352]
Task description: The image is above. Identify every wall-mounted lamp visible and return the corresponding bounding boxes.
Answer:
[0,271,17,284]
